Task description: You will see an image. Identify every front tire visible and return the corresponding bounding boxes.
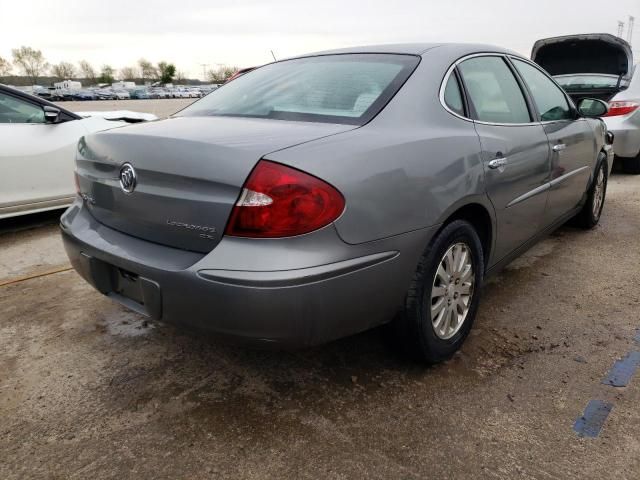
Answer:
[575,155,608,229]
[395,220,484,364]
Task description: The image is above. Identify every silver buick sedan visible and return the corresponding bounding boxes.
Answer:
[61,43,613,363]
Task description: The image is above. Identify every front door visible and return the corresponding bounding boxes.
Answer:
[510,58,595,224]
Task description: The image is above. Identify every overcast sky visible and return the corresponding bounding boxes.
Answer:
[1,0,638,79]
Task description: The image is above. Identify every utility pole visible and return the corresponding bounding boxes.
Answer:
[627,16,635,44]
[617,21,625,38]
[200,63,210,82]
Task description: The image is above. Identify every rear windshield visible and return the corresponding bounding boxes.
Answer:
[554,75,620,90]
[176,54,420,125]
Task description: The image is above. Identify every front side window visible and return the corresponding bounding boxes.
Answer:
[458,56,531,124]
[0,92,45,124]
[512,59,573,122]
[177,54,420,125]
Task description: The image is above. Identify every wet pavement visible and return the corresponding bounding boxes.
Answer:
[1,172,639,479]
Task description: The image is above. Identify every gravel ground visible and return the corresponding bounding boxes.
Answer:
[0,172,639,479]
[56,99,196,119]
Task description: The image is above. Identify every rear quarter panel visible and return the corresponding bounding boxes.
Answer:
[267,47,490,244]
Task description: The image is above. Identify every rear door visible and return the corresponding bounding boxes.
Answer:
[511,58,594,224]
[457,55,551,263]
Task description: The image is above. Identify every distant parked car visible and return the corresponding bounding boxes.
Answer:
[533,34,640,174]
[129,88,150,99]
[114,90,130,100]
[0,85,154,219]
[95,89,116,100]
[225,67,257,83]
[71,90,97,101]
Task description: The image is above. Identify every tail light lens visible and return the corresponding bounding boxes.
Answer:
[604,101,640,117]
[225,160,345,238]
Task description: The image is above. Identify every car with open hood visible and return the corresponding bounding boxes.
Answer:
[61,43,612,362]
[532,34,640,173]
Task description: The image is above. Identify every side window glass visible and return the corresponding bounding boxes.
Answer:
[512,59,572,122]
[444,72,465,116]
[458,56,531,124]
[0,92,46,124]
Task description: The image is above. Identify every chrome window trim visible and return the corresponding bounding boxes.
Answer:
[439,52,542,127]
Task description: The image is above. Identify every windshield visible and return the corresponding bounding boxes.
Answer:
[554,75,620,90]
[177,54,420,125]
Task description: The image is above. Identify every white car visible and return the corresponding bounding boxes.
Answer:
[114,89,131,100]
[0,85,154,219]
[533,34,640,174]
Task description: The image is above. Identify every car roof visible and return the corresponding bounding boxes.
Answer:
[289,42,520,60]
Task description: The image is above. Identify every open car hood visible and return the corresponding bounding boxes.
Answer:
[77,110,158,123]
[531,33,633,78]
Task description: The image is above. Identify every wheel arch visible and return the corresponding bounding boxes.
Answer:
[434,199,495,269]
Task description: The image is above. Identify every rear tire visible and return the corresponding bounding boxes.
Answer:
[622,154,640,174]
[575,154,608,229]
[394,220,484,364]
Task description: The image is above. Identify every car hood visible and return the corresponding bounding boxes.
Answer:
[531,33,633,77]
[77,110,158,123]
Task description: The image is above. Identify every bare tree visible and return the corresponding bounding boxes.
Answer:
[119,66,137,81]
[51,61,76,80]
[138,58,157,82]
[207,65,239,83]
[174,70,186,83]
[78,60,97,83]
[11,46,49,84]
[0,56,11,77]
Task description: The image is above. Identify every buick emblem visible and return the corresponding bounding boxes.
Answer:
[119,163,137,194]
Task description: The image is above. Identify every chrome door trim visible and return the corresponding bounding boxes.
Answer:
[549,166,591,187]
[506,183,551,208]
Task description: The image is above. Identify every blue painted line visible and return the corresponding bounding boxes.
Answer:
[602,351,640,387]
[635,330,640,344]
[574,400,613,437]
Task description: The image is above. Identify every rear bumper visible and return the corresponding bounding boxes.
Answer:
[604,114,640,159]
[60,200,433,347]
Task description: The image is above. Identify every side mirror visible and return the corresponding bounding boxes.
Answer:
[577,98,609,118]
[43,105,60,124]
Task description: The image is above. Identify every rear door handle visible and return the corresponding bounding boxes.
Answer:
[552,143,567,152]
[488,158,508,169]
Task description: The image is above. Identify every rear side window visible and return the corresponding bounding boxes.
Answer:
[177,54,420,125]
[443,72,465,116]
[512,59,573,122]
[458,56,531,124]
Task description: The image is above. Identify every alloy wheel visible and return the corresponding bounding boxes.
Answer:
[430,242,475,340]
[592,167,605,219]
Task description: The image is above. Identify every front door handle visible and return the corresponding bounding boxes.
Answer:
[488,158,508,169]
[552,143,567,152]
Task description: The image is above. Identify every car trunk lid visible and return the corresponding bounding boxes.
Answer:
[76,116,356,253]
[531,33,633,77]
[531,34,634,103]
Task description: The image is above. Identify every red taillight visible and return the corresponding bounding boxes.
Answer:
[604,101,640,117]
[225,160,345,238]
